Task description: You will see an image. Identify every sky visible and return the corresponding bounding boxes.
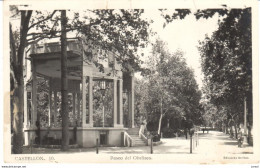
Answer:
[138,9,221,89]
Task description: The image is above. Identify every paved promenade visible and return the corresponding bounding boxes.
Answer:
[22,131,253,155]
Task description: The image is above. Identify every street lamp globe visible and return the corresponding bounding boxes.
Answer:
[100,80,106,91]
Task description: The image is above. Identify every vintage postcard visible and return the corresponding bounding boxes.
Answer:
[2,0,260,165]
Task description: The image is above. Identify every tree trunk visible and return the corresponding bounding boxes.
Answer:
[12,86,24,153]
[157,97,163,135]
[11,11,32,154]
[158,113,163,135]
[230,126,233,137]
[225,121,228,134]
[234,123,238,139]
[61,10,69,151]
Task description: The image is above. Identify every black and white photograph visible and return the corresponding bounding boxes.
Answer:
[2,0,259,165]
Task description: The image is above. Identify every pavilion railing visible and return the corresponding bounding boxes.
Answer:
[140,132,148,146]
[31,40,80,54]
[124,132,134,147]
[139,125,148,146]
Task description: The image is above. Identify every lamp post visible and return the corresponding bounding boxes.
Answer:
[100,80,106,127]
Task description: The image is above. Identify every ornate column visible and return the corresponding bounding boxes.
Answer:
[88,76,93,127]
[48,78,52,126]
[23,85,29,146]
[77,92,81,126]
[113,79,117,127]
[23,86,28,128]
[129,73,135,128]
[31,60,37,128]
[82,76,87,127]
[82,62,92,127]
[119,79,123,127]
[53,90,57,127]
[72,93,76,126]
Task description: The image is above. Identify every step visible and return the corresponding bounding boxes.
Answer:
[127,131,139,134]
[127,129,140,133]
[124,129,148,147]
[135,143,146,146]
[133,138,146,144]
[127,129,139,131]
[133,139,144,141]
[135,142,146,144]
[128,134,139,136]
[131,137,143,140]
[134,142,146,144]
[127,132,139,134]
[127,133,139,135]
[128,135,139,137]
[129,135,139,137]
[132,138,144,140]
[131,137,142,139]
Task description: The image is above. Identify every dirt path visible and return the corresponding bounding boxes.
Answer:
[196,131,253,155]
[22,131,253,155]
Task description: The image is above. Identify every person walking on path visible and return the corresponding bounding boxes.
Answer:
[237,127,244,148]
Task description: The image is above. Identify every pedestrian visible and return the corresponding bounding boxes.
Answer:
[184,128,188,139]
[238,128,243,148]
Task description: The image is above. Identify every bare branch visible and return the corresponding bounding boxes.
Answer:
[28,10,57,30]
[16,10,32,83]
[27,34,60,44]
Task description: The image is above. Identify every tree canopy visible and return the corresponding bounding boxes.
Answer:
[136,39,202,134]
[198,8,252,130]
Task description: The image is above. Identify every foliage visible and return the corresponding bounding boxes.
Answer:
[159,9,191,28]
[138,39,202,134]
[182,119,194,130]
[134,78,148,125]
[161,127,176,138]
[35,77,76,127]
[152,133,161,142]
[22,9,152,72]
[146,130,161,142]
[146,121,158,132]
[198,8,252,130]
[93,81,113,127]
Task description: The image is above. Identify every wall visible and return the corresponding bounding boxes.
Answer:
[24,127,126,148]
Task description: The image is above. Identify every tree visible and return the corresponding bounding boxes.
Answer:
[60,10,69,151]
[10,8,32,154]
[10,6,68,153]
[198,8,252,139]
[134,79,148,125]
[143,39,202,135]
